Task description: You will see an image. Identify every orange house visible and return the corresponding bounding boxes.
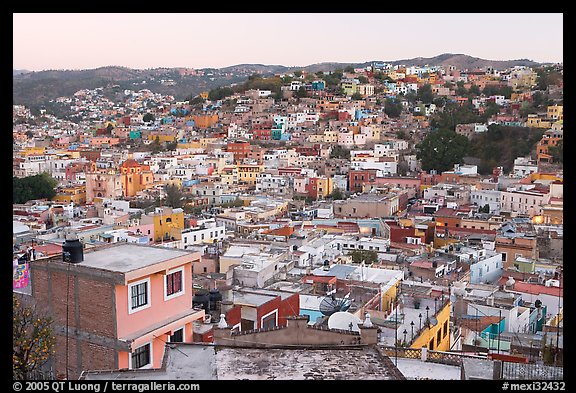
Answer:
[30,243,205,379]
[119,158,154,197]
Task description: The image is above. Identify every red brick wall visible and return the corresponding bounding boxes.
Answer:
[31,264,117,379]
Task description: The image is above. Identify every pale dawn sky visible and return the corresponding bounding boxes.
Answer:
[13,13,563,71]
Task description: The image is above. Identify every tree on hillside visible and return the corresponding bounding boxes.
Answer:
[329,145,351,159]
[330,187,344,200]
[13,173,58,204]
[384,98,403,118]
[417,83,434,104]
[548,140,563,163]
[416,129,469,173]
[344,66,355,73]
[164,184,184,208]
[13,295,55,380]
[143,113,155,123]
[430,101,482,131]
[295,86,307,99]
[351,92,363,100]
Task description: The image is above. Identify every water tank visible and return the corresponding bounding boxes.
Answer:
[192,290,210,310]
[62,238,84,264]
[209,289,222,311]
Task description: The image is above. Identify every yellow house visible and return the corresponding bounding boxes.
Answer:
[547,105,563,121]
[23,146,47,156]
[52,185,86,205]
[220,165,239,185]
[307,134,324,143]
[409,299,451,351]
[199,91,209,99]
[237,164,263,186]
[140,207,185,242]
[525,115,552,129]
[324,130,339,143]
[341,81,358,96]
[200,137,219,148]
[177,141,202,149]
[148,134,177,143]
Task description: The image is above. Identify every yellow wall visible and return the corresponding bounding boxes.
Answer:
[23,147,46,155]
[148,135,177,143]
[410,301,451,351]
[316,177,333,198]
[153,210,185,242]
[53,186,86,205]
[381,281,401,313]
[237,165,263,185]
[177,141,202,149]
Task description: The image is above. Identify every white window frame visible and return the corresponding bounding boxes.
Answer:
[260,309,278,329]
[164,266,185,301]
[128,341,153,370]
[167,326,185,343]
[128,277,151,314]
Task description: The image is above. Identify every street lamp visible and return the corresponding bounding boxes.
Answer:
[419,313,422,330]
[410,321,415,341]
[426,305,430,324]
[403,329,407,345]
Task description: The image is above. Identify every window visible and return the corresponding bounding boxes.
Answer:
[129,278,150,313]
[131,343,151,369]
[165,267,184,300]
[443,320,448,338]
[169,328,184,343]
[437,328,442,346]
[429,338,434,350]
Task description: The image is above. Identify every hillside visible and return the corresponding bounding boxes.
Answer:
[13,53,544,107]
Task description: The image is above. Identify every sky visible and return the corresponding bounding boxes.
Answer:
[13,13,563,71]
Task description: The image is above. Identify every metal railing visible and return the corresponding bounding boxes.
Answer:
[502,361,563,380]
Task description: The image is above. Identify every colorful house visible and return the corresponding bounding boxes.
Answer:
[29,243,205,379]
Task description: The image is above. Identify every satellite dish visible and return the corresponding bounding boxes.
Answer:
[328,312,361,332]
[429,317,438,326]
[319,295,352,316]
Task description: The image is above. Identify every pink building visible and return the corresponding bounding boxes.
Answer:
[30,243,205,379]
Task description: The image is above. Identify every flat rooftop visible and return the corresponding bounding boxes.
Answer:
[82,344,403,380]
[79,243,192,273]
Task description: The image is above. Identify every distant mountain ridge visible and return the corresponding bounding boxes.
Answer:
[13,53,546,107]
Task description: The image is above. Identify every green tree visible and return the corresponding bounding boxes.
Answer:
[329,145,351,159]
[13,173,58,204]
[548,140,563,163]
[348,250,379,264]
[13,295,55,380]
[416,129,469,172]
[384,98,403,118]
[519,102,538,118]
[344,65,355,73]
[208,86,234,101]
[295,86,307,99]
[143,113,155,123]
[351,92,363,100]
[358,75,368,84]
[469,84,481,96]
[330,187,344,200]
[418,84,434,104]
[431,101,481,131]
[293,70,303,78]
[151,136,162,153]
[164,184,183,208]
